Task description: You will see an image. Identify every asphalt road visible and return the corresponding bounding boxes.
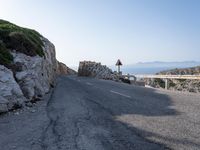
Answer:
[0,75,200,150]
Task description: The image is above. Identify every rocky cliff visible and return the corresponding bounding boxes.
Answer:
[78,61,118,80]
[144,66,200,93]
[57,62,77,75]
[0,20,67,113]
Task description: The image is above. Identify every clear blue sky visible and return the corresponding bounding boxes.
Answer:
[0,0,200,66]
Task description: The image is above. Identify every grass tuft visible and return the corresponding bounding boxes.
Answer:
[0,19,44,66]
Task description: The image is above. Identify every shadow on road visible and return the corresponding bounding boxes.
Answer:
[45,76,199,149]
[74,77,198,149]
[83,81,178,117]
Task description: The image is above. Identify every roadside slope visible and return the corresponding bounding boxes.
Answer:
[144,66,200,93]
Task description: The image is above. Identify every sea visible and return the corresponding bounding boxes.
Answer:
[71,62,200,75]
[72,66,177,75]
[120,67,174,75]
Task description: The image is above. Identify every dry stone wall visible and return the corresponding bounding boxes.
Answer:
[78,61,118,80]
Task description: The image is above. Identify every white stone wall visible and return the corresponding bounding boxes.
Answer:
[78,61,118,80]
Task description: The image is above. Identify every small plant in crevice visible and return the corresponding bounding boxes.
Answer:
[0,40,13,66]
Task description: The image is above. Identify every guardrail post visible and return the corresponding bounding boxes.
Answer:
[165,79,169,90]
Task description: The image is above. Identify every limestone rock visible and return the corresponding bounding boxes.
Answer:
[0,65,25,112]
[0,19,65,114]
[12,37,57,100]
[57,61,77,75]
[0,96,9,113]
[78,61,118,80]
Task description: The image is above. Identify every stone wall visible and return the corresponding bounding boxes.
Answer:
[78,61,118,80]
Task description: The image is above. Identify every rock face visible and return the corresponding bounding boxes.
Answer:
[78,61,118,80]
[57,62,77,75]
[0,38,58,113]
[144,66,200,93]
[0,20,66,113]
[12,37,57,100]
[0,65,25,112]
[0,96,9,113]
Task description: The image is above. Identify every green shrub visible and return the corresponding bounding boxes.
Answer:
[155,78,165,88]
[0,19,44,64]
[8,31,44,56]
[0,41,13,65]
[179,79,187,82]
[169,81,176,87]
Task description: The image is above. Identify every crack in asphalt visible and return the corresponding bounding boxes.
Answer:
[40,82,94,150]
[38,77,171,150]
[74,120,81,150]
[39,84,62,150]
[1,76,200,150]
[74,98,92,150]
[40,116,61,150]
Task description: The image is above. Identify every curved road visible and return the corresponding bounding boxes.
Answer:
[0,75,200,150]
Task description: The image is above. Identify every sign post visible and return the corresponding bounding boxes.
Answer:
[116,59,122,75]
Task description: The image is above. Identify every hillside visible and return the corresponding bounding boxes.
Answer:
[0,20,44,66]
[0,19,74,113]
[145,66,200,93]
[159,66,200,75]
[119,61,200,74]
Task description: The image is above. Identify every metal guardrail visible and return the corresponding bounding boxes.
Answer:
[120,74,200,90]
[135,75,200,80]
[120,74,136,81]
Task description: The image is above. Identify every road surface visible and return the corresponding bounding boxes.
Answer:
[0,75,200,150]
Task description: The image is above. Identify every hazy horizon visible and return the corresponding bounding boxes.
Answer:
[70,60,200,67]
[70,60,200,75]
[0,0,200,66]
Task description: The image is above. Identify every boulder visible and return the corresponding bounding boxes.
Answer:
[0,96,9,113]
[12,37,57,101]
[0,65,25,111]
[57,61,77,75]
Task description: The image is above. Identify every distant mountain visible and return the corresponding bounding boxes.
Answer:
[129,61,200,68]
[112,61,200,74]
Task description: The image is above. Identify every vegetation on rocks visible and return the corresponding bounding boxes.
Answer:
[0,19,44,66]
[0,41,13,65]
[145,66,200,93]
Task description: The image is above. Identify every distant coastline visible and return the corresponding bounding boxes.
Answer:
[70,61,200,75]
[121,67,175,75]
[113,61,200,75]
